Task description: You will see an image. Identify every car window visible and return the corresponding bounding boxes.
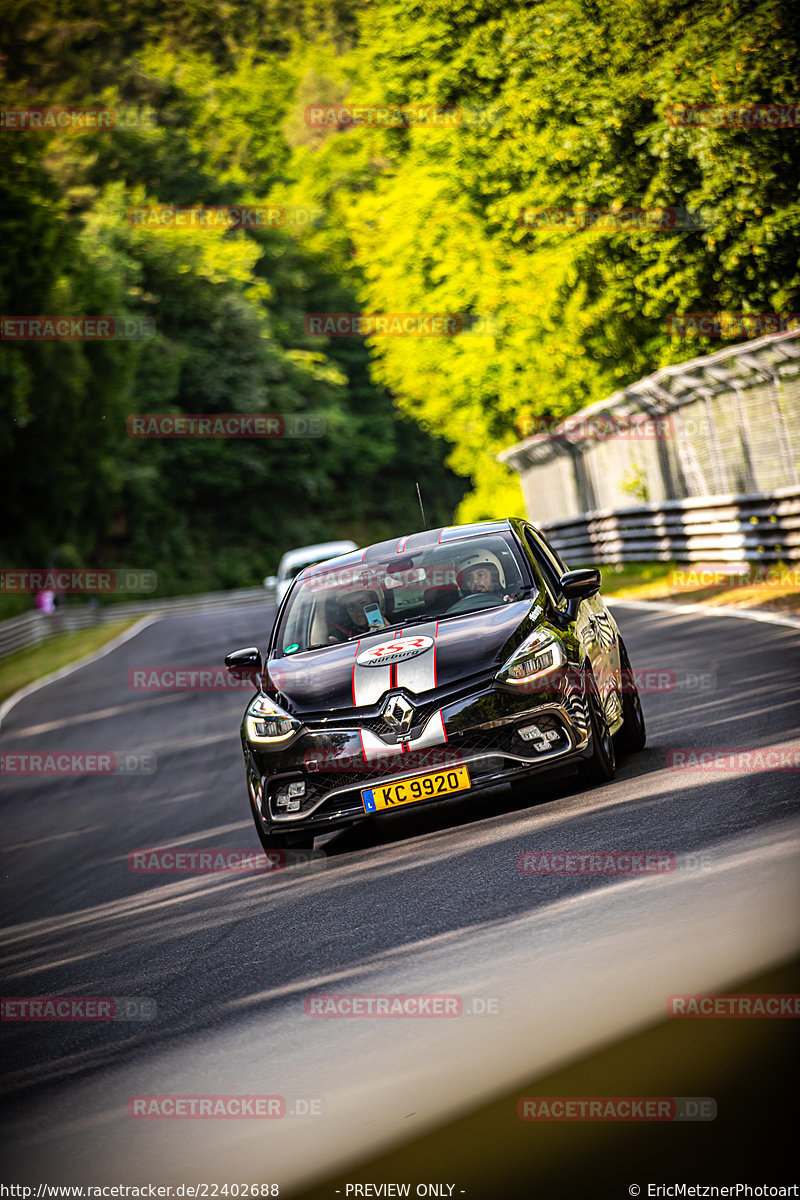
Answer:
[274,533,533,655]
[537,530,569,577]
[523,527,567,608]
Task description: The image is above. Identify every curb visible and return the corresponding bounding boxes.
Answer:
[608,597,800,630]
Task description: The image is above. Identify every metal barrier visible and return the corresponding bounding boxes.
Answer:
[542,487,800,566]
[499,330,800,529]
[0,585,276,660]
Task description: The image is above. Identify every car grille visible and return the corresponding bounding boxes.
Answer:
[296,674,494,730]
[358,704,436,739]
[269,710,574,823]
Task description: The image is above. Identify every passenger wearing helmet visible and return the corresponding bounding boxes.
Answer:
[327,588,386,642]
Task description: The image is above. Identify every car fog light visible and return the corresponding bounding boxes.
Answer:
[288,781,306,797]
[519,725,560,751]
[254,717,294,738]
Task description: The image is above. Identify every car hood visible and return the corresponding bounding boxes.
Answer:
[268,599,542,715]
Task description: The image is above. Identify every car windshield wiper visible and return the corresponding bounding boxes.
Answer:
[389,613,440,629]
[385,590,538,630]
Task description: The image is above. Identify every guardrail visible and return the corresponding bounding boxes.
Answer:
[543,487,800,567]
[499,329,800,527]
[0,585,276,661]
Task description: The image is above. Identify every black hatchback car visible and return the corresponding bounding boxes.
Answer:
[225,519,646,849]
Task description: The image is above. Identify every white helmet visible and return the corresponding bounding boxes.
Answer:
[457,547,506,590]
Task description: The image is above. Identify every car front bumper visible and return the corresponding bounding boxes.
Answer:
[241,669,593,836]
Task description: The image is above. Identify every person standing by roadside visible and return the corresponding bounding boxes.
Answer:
[34,588,56,613]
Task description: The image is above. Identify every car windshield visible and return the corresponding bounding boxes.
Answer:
[275,534,533,656]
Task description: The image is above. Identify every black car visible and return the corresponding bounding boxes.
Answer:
[225,519,646,850]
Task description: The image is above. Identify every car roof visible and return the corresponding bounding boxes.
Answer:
[299,521,516,577]
[278,541,359,572]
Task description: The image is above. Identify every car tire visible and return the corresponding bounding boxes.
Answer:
[578,670,617,784]
[252,819,316,852]
[614,638,647,754]
[248,785,316,851]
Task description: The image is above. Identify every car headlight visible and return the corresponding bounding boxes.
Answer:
[245,695,299,744]
[496,629,565,687]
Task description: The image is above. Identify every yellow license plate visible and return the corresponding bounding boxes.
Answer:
[362,765,471,813]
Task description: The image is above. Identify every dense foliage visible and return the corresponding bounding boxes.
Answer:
[2,0,797,603]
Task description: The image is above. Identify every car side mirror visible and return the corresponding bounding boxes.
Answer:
[225,647,263,685]
[560,569,602,600]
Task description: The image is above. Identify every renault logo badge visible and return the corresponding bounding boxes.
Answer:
[381,694,416,735]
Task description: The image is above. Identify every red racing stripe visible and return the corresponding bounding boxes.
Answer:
[352,639,361,707]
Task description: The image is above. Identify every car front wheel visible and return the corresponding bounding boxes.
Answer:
[252,819,316,853]
[614,638,647,754]
[578,671,617,784]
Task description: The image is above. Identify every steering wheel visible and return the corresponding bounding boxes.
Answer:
[443,593,503,615]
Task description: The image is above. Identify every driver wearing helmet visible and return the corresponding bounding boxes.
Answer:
[462,561,502,595]
[460,553,513,602]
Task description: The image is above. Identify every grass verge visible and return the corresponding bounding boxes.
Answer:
[598,561,800,615]
[0,619,140,705]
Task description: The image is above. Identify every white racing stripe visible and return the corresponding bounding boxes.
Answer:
[395,622,438,694]
[395,644,436,693]
[359,729,402,761]
[411,709,447,748]
[359,710,448,765]
[352,624,439,707]
[352,658,392,706]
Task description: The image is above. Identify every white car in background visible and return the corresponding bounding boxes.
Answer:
[264,540,359,605]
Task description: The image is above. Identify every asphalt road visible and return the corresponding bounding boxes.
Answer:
[1,601,798,1189]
